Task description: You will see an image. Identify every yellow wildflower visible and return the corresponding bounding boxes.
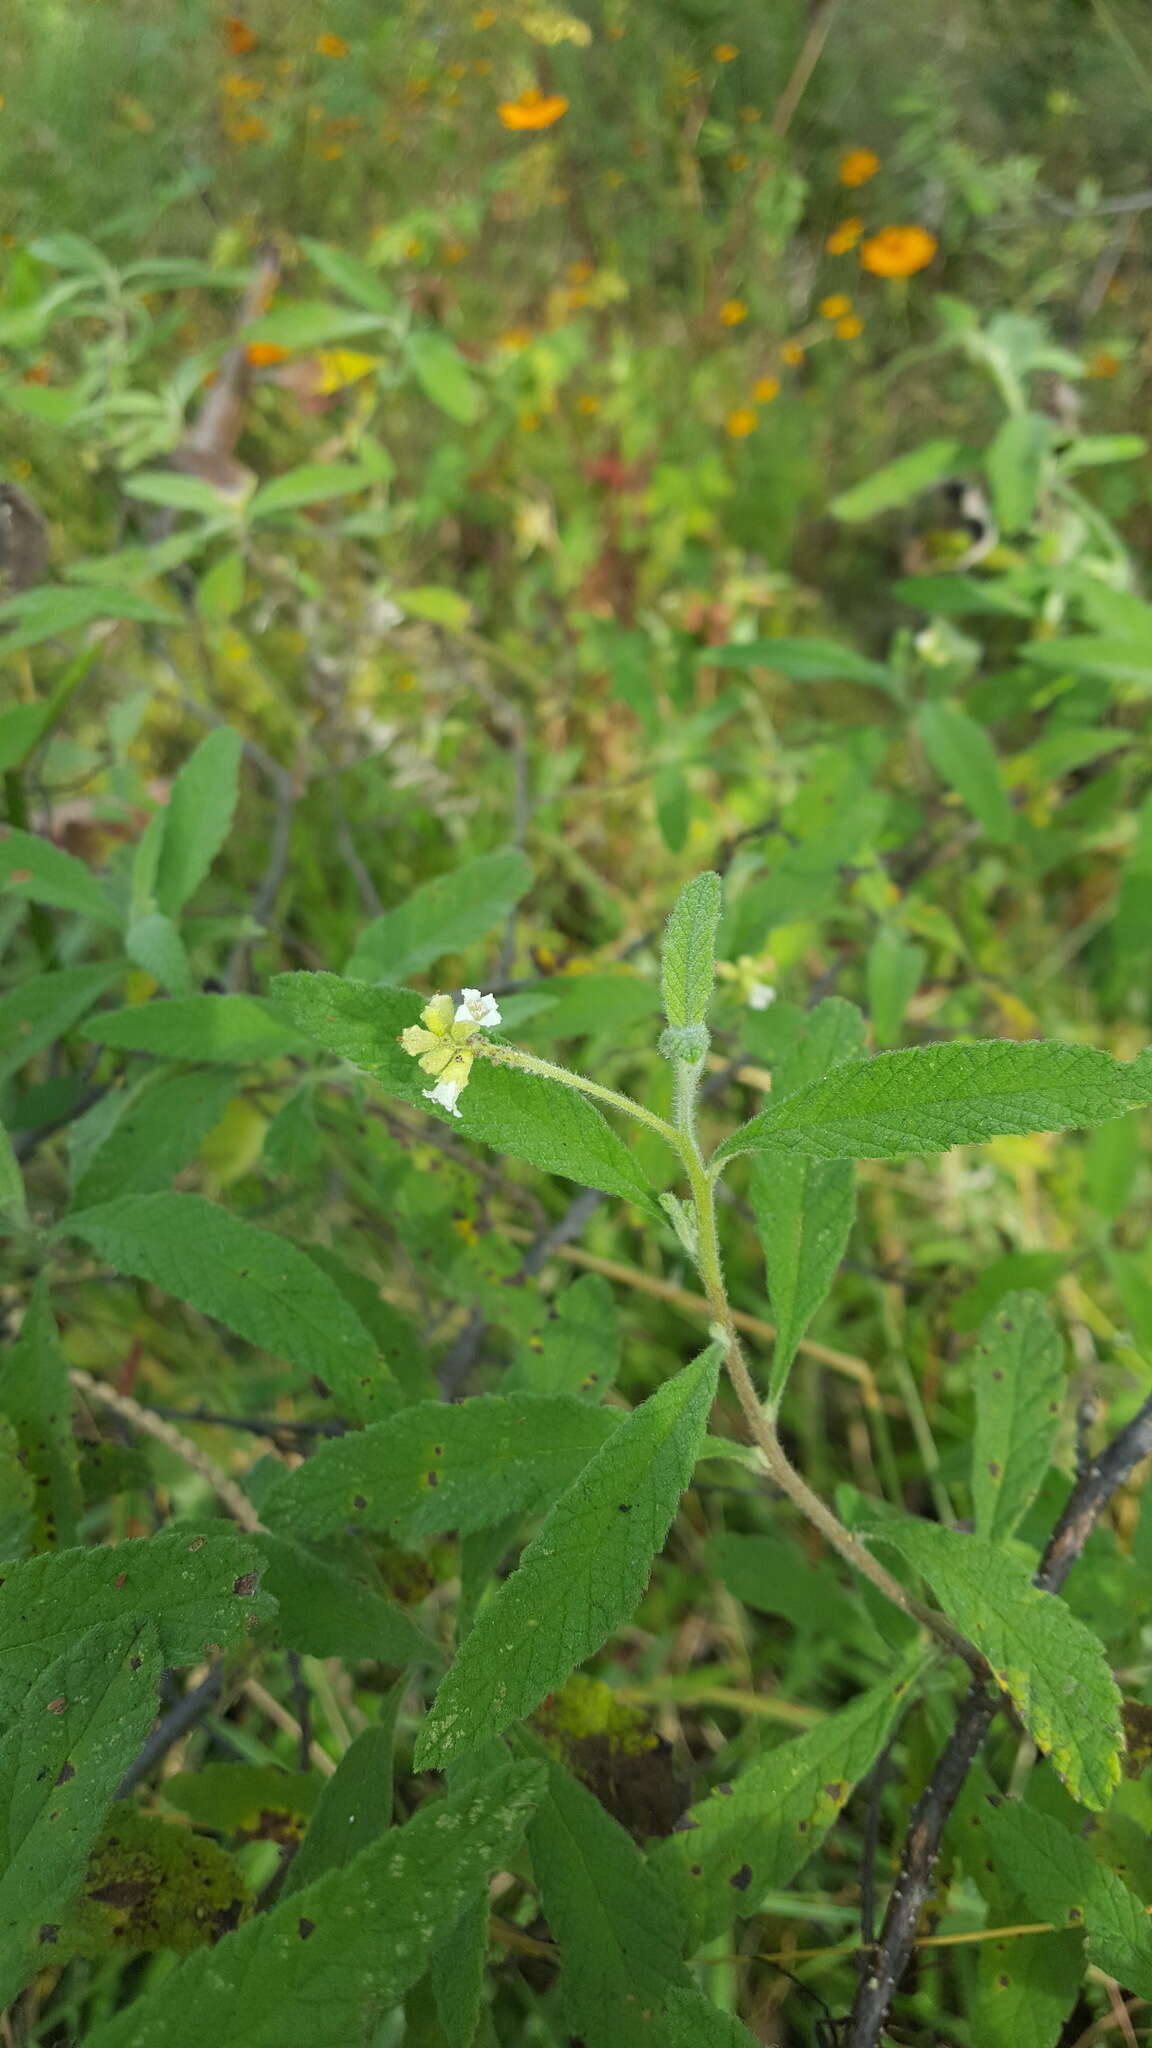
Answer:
[781,340,806,366]
[498,86,569,130]
[859,224,937,277]
[1085,350,1120,379]
[474,5,498,22]
[576,392,601,414]
[224,113,268,145]
[400,990,502,1117]
[818,292,853,320]
[825,217,863,255]
[725,407,758,438]
[839,147,880,187]
[316,33,349,57]
[753,374,780,403]
[443,240,467,263]
[836,312,864,338]
[720,298,748,326]
[728,150,749,171]
[739,105,761,122]
[222,73,265,100]
[713,42,738,61]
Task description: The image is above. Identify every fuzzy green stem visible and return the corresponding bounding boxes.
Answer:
[667,1057,983,1671]
[475,1039,681,1150]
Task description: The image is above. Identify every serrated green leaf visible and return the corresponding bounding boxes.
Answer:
[654,1679,906,1941]
[971,1292,1065,1544]
[125,912,194,997]
[270,973,659,1212]
[709,1532,881,1654]
[661,871,722,1032]
[986,412,1051,533]
[973,1891,1082,2048]
[874,1521,1122,1807]
[155,727,244,916]
[414,1347,721,1768]
[511,1274,621,1399]
[830,439,962,522]
[283,1682,404,1899]
[917,699,1016,842]
[243,301,390,349]
[713,1039,1152,1166]
[703,638,896,691]
[0,826,119,925]
[655,1991,760,2048]
[750,1153,855,1403]
[527,1763,690,2048]
[983,1798,1152,1995]
[85,993,310,1064]
[0,1528,272,1716]
[262,1393,619,1549]
[0,1118,26,1233]
[248,461,380,520]
[0,1284,80,1549]
[86,1763,544,2048]
[0,1619,162,2006]
[867,927,926,1049]
[63,1193,392,1423]
[429,1896,488,2048]
[345,848,533,983]
[161,1763,321,1836]
[71,1067,237,1209]
[256,1534,429,1666]
[407,330,483,424]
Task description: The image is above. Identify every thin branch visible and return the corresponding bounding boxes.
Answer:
[70,1368,266,1533]
[114,1665,225,1797]
[845,1389,1152,2046]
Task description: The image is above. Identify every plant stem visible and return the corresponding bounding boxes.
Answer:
[476,1039,681,1150]
[669,1058,982,1671]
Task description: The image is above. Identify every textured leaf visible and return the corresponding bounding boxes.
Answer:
[0,1284,81,1549]
[0,1118,26,1232]
[71,1067,237,1209]
[986,412,1050,534]
[512,1274,621,1399]
[710,1532,882,1653]
[655,1679,906,1940]
[0,826,119,924]
[414,1348,721,1768]
[256,1534,430,1665]
[751,1153,855,1402]
[429,1896,488,2048]
[705,638,895,690]
[345,848,533,982]
[528,1764,690,2048]
[661,871,723,1030]
[917,699,1016,842]
[714,1039,1152,1166]
[875,1521,1122,1808]
[64,1193,392,1423]
[0,962,122,1089]
[283,1682,404,1899]
[85,1761,544,2048]
[772,997,867,1098]
[0,1619,161,2006]
[270,973,658,1212]
[867,927,926,1049]
[982,1797,1152,1996]
[154,727,244,916]
[830,438,962,521]
[974,1891,1082,2048]
[971,1292,1065,1544]
[125,911,194,997]
[85,994,311,1064]
[262,1393,619,1549]
[406,329,483,424]
[0,1529,271,1716]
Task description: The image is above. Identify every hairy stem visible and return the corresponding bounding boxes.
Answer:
[477,1039,680,1149]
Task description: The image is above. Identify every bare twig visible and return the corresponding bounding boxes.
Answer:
[845,1389,1152,2045]
[70,1367,266,1533]
[114,1665,225,1797]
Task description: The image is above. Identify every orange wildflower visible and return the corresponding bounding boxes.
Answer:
[781,340,806,366]
[713,42,738,61]
[753,375,780,403]
[473,6,497,23]
[859,224,937,277]
[442,240,468,263]
[825,217,863,255]
[725,407,758,438]
[567,260,593,283]
[316,33,349,57]
[719,298,748,326]
[576,392,601,414]
[498,86,568,130]
[222,73,264,99]
[224,17,257,54]
[246,341,289,366]
[835,313,864,338]
[839,147,880,187]
[225,113,268,144]
[818,292,853,319]
[1085,349,1120,379]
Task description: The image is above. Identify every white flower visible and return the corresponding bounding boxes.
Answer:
[747,982,777,1011]
[455,989,502,1029]
[423,1076,466,1117]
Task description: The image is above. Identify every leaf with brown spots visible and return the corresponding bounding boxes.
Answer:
[970,1291,1065,1544]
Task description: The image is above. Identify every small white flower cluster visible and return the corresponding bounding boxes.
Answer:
[399,989,502,1118]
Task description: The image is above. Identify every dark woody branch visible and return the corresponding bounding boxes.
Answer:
[845,1389,1152,2048]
